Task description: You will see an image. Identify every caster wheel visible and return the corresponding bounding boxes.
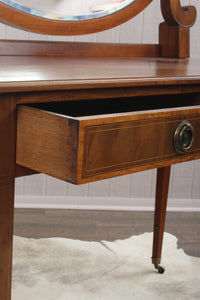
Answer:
[154,264,165,274]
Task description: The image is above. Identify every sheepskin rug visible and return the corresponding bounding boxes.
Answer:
[12,232,200,300]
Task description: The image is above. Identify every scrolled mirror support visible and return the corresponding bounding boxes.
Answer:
[161,0,197,28]
[159,0,197,58]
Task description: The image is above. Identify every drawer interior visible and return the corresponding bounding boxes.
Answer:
[25,93,200,117]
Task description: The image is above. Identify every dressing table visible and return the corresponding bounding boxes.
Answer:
[0,0,200,299]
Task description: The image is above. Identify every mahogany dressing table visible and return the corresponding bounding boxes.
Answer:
[0,0,200,299]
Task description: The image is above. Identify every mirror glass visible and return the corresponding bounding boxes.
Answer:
[0,0,136,21]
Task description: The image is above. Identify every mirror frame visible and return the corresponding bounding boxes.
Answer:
[0,0,153,35]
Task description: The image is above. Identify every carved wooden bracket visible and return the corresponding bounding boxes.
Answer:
[159,0,197,58]
[161,0,197,28]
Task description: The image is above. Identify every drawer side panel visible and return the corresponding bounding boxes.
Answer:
[16,106,79,183]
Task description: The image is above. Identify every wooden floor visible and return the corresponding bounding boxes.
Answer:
[14,209,200,258]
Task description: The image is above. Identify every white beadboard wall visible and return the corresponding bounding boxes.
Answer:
[1,0,200,211]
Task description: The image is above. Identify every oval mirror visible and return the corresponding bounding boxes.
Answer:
[1,0,137,21]
[0,0,153,35]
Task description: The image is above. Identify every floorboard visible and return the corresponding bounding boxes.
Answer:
[14,209,200,257]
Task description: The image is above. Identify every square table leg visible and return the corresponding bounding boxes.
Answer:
[152,166,171,273]
[0,94,16,300]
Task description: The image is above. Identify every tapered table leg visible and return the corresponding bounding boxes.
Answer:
[0,94,16,300]
[152,166,171,273]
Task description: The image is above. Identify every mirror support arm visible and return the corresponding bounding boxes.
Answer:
[159,0,197,58]
[161,0,197,28]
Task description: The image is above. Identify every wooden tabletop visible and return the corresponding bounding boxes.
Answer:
[0,56,200,93]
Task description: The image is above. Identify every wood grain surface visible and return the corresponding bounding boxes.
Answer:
[0,40,161,58]
[0,94,16,300]
[16,99,200,184]
[17,106,79,183]
[159,22,190,58]
[152,166,171,265]
[0,56,200,93]
[81,113,200,180]
[161,0,197,28]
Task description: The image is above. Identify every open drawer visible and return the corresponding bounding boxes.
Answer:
[16,95,200,184]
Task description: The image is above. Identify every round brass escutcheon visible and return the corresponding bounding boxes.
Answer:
[174,121,194,154]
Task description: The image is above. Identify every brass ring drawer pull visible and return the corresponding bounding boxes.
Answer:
[174,121,194,154]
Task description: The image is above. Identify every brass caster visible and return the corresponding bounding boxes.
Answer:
[154,264,165,274]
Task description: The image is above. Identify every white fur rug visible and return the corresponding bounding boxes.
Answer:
[12,232,200,300]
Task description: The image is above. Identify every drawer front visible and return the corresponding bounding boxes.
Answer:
[81,113,200,181]
[17,105,200,184]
